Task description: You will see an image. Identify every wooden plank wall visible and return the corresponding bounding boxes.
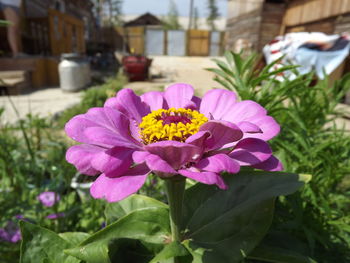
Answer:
[225,9,262,51]
[286,19,335,34]
[258,2,285,50]
[187,30,210,56]
[48,9,85,56]
[284,0,350,26]
[124,27,145,55]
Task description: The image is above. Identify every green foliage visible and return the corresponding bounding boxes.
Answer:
[162,0,182,30]
[247,243,316,263]
[182,172,307,263]
[207,0,220,31]
[20,171,306,263]
[0,74,126,261]
[208,51,350,262]
[19,221,80,263]
[65,207,171,263]
[105,194,167,224]
[0,19,11,27]
[193,7,199,30]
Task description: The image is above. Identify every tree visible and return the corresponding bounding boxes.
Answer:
[91,0,123,26]
[109,0,123,26]
[163,0,182,30]
[207,0,220,31]
[193,7,199,29]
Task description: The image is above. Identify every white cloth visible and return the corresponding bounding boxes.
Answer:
[0,0,21,7]
[263,32,350,80]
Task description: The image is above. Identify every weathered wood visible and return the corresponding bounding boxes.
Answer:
[48,9,85,56]
[285,0,350,26]
[258,2,285,50]
[124,26,145,55]
[187,30,210,56]
[286,18,335,34]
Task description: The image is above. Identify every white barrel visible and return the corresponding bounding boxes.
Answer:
[59,53,91,92]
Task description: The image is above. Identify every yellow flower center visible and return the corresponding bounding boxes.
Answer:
[139,108,208,144]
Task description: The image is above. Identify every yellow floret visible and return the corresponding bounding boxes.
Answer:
[139,108,208,144]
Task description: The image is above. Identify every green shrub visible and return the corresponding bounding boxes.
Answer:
[0,74,127,261]
[208,52,350,262]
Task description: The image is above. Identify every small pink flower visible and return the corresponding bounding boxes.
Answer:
[65,84,282,202]
[0,221,21,243]
[37,191,60,207]
[46,212,65,220]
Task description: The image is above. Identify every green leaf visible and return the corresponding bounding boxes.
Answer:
[108,238,156,263]
[181,171,307,263]
[105,194,167,224]
[65,207,170,263]
[59,232,91,246]
[0,19,11,27]
[248,244,317,263]
[19,221,80,263]
[150,241,190,263]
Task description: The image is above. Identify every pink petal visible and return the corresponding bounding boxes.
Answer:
[145,154,177,176]
[179,168,227,190]
[103,107,141,144]
[65,107,141,147]
[141,91,165,111]
[129,119,142,142]
[84,126,140,149]
[229,138,272,166]
[196,154,240,174]
[253,155,283,171]
[199,89,237,119]
[199,120,243,150]
[237,121,262,133]
[66,144,102,175]
[91,146,135,177]
[104,89,150,123]
[222,100,267,123]
[185,131,210,148]
[145,141,202,169]
[85,107,116,130]
[192,96,202,110]
[164,83,195,109]
[244,115,280,141]
[65,116,100,143]
[132,151,151,163]
[90,165,150,202]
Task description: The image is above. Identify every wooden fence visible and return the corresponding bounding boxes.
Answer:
[120,27,224,56]
[187,30,210,56]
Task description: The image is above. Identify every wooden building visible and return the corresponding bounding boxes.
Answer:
[226,0,350,51]
[0,0,96,91]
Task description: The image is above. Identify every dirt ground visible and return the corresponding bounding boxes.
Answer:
[125,56,224,97]
[1,56,221,124]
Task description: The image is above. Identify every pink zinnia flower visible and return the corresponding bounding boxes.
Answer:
[37,191,60,207]
[46,212,65,219]
[0,221,21,243]
[65,84,282,202]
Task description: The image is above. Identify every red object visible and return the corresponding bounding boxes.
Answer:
[122,55,152,81]
[271,49,280,54]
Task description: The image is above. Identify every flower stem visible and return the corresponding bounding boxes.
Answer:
[165,176,186,243]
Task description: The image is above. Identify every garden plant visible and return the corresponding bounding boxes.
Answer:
[0,53,349,263]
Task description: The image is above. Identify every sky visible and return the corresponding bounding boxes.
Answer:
[122,0,227,18]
